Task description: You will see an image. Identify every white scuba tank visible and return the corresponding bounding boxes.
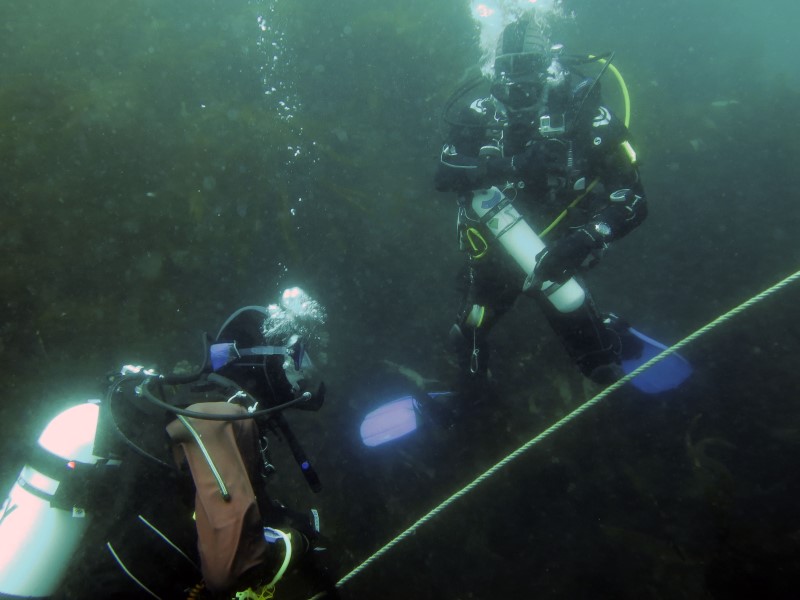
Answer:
[470,186,585,313]
[0,401,103,597]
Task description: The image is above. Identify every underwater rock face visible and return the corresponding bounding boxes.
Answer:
[136,251,164,280]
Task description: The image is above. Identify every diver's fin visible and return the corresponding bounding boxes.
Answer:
[622,327,692,394]
[359,396,419,447]
[359,391,454,447]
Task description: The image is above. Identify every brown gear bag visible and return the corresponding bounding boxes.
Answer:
[166,402,269,594]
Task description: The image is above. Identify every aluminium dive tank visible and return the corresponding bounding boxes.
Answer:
[470,186,585,313]
[0,401,102,598]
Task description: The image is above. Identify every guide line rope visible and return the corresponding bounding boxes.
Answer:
[308,268,800,599]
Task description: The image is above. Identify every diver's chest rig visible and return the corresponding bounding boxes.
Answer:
[454,104,606,316]
[460,113,597,238]
[457,95,601,253]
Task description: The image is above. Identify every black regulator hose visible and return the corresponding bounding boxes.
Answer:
[440,74,488,130]
[271,412,322,493]
[140,375,313,421]
[569,51,616,133]
[105,374,177,470]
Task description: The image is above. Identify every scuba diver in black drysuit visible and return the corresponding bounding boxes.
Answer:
[0,287,339,599]
[435,13,648,396]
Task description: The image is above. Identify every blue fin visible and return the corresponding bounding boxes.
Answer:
[622,328,692,394]
[359,392,452,447]
[360,397,420,447]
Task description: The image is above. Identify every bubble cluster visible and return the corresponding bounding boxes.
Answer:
[470,0,566,76]
[262,287,328,349]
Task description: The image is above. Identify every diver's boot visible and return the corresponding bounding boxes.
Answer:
[582,313,643,384]
[603,313,645,361]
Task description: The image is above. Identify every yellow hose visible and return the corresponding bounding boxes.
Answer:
[589,55,631,128]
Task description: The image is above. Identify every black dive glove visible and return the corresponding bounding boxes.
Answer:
[534,226,606,284]
[496,140,567,180]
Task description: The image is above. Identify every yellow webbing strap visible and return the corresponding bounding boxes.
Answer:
[465,227,489,259]
[234,587,273,600]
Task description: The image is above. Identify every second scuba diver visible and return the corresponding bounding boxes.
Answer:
[435,11,648,400]
[0,287,339,599]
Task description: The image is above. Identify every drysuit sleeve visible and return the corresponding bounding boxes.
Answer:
[584,110,648,242]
